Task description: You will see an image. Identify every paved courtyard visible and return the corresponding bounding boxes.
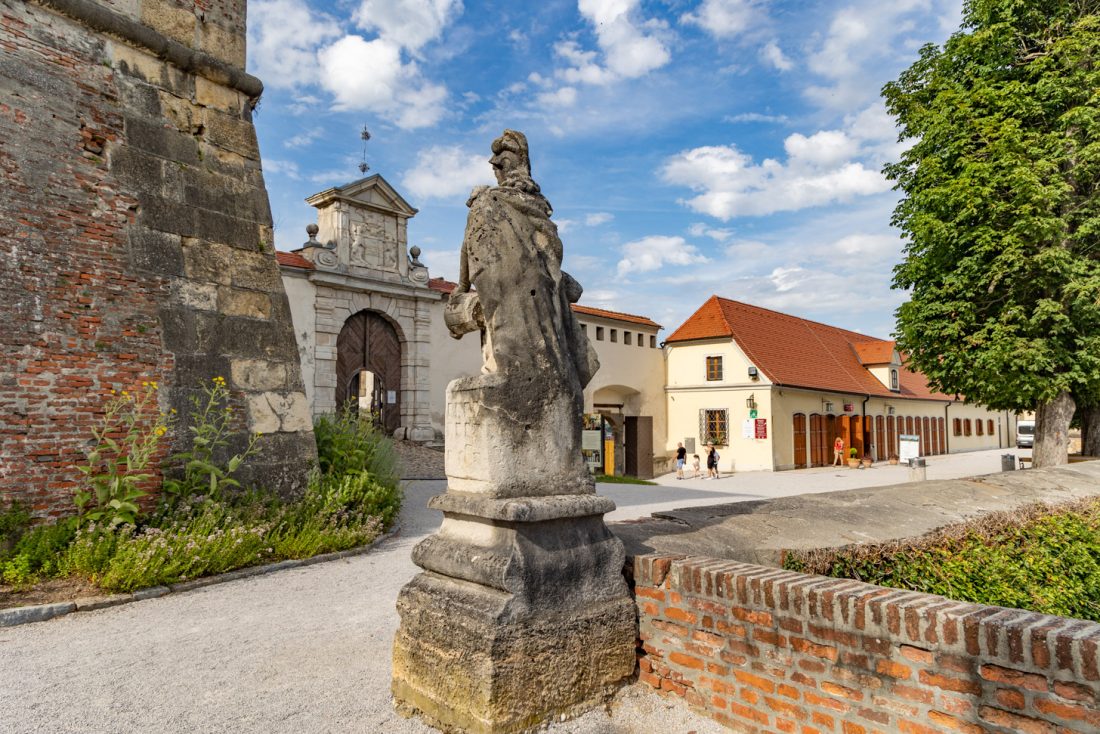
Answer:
[0,448,1027,733]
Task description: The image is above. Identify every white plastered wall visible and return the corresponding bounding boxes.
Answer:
[280,271,317,408]
[665,338,773,472]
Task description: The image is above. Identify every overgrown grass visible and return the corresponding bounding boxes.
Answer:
[783,499,1100,622]
[1,408,403,595]
[593,474,657,485]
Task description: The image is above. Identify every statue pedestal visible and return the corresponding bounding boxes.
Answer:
[392,493,636,733]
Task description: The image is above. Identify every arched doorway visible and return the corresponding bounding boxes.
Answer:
[336,310,402,434]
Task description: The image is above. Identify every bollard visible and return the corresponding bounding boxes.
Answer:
[1001,453,1016,472]
[908,457,927,482]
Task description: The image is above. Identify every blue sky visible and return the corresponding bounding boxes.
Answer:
[248,0,963,339]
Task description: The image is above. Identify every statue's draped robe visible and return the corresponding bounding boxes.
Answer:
[459,185,599,431]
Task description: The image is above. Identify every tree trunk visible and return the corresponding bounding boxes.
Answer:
[1080,404,1100,458]
[1033,391,1075,468]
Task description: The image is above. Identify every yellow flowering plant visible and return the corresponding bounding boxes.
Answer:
[162,376,260,501]
[76,381,170,527]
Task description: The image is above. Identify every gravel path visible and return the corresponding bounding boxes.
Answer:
[0,480,723,734]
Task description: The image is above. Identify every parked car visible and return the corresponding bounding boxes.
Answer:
[1017,419,1035,448]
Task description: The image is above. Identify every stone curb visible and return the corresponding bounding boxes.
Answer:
[0,525,400,629]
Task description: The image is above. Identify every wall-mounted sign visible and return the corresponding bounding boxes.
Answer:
[843,403,854,413]
[899,433,920,461]
[386,390,397,404]
[742,419,754,439]
[749,409,758,419]
[754,418,767,439]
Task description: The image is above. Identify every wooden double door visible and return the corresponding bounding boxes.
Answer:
[336,310,402,434]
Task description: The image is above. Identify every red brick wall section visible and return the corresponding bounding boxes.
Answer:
[633,555,1100,734]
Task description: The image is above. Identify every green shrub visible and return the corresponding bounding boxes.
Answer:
[784,499,1100,621]
[314,409,399,491]
[0,501,31,550]
[1,517,79,589]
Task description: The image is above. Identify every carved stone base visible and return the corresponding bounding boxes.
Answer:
[392,495,636,733]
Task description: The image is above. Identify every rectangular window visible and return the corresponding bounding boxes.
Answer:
[976,420,983,436]
[699,409,728,446]
[650,335,657,348]
[964,419,972,436]
[890,369,899,390]
[706,356,723,381]
[953,418,961,436]
[624,331,632,346]
[610,329,618,343]
[988,419,995,435]
[637,333,644,347]
[595,326,604,341]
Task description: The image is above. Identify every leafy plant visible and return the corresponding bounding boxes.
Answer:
[2,518,79,589]
[0,500,31,552]
[75,382,169,527]
[785,499,1100,621]
[313,408,399,491]
[162,376,259,501]
[848,448,858,458]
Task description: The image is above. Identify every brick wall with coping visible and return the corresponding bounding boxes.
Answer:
[632,555,1100,734]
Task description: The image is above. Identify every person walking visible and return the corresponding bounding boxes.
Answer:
[675,442,687,479]
[691,454,701,479]
[833,436,845,466]
[706,444,720,479]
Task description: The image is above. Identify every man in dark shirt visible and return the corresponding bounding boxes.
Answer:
[675,442,687,479]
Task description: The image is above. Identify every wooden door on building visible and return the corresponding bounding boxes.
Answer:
[793,413,808,468]
[810,414,826,466]
[886,415,896,458]
[875,416,886,461]
[336,310,402,434]
[625,416,654,479]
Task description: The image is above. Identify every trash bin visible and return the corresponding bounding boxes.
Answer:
[908,457,927,482]
[1001,454,1016,472]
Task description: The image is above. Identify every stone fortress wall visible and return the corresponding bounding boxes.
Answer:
[0,0,316,517]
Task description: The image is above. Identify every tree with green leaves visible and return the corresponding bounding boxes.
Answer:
[884,0,1100,467]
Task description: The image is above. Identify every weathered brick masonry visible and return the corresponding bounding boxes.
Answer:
[633,555,1100,734]
[1,0,315,517]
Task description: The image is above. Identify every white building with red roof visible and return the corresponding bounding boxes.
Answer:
[664,296,1017,472]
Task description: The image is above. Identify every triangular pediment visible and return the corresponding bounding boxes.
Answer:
[306,174,418,218]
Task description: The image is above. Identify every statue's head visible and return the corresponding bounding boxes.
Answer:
[490,129,541,195]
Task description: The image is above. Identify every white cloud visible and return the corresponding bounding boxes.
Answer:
[351,0,463,52]
[761,40,793,71]
[585,212,614,227]
[546,0,671,99]
[317,36,447,127]
[682,0,767,37]
[725,112,789,124]
[803,0,956,112]
[248,0,340,88]
[829,233,902,259]
[419,247,461,281]
[689,223,734,242]
[537,85,579,108]
[248,0,459,129]
[401,145,494,201]
[661,102,903,220]
[617,235,709,276]
[263,159,301,179]
[555,219,577,234]
[283,128,322,149]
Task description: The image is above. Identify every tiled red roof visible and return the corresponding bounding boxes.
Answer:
[428,277,457,294]
[667,296,951,400]
[571,304,661,329]
[427,278,660,328]
[276,250,314,270]
[853,341,896,365]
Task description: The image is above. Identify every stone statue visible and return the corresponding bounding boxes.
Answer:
[393,131,635,732]
[442,129,599,496]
